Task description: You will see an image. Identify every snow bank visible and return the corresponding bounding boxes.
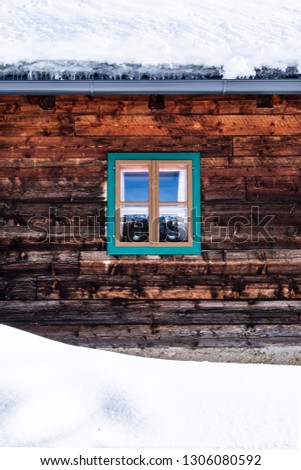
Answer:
[0,325,300,448]
[0,0,301,78]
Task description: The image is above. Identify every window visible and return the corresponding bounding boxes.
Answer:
[107,153,201,255]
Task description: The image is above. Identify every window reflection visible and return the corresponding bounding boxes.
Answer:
[159,164,187,202]
[159,205,188,242]
[120,205,149,243]
[120,165,149,202]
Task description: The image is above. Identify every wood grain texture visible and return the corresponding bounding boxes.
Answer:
[16,324,301,348]
[36,274,301,301]
[0,250,79,275]
[1,93,301,348]
[1,300,300,326]
[79,249,301,276]
[75,114,301,137]
[4,94,301,117]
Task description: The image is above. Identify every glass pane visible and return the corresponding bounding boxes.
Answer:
[159,205,188,242]
[120,205,149,243]
[159,164,187,202]
[120,165,149,202]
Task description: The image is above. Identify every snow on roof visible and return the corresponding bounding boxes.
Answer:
[1,62,301,81]
[0,0,301,80]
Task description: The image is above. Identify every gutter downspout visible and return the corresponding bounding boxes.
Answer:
[0,79,300,95]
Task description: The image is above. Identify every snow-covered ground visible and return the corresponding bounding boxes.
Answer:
[0,325,300,448]
[0,0,301,78]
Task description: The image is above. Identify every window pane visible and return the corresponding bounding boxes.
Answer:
[120,165,149,202]
[159,205,188,242]
[120,205,149,243]
[159,164,187,202]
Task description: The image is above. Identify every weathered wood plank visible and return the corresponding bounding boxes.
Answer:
[0,126,73,137]
[54,95,301,116]
[1,95,301,124]
[0,155,103,167]
[202,225,301,250]
[0,135,232,153]
[0,276,36,300]
[58,97,221,115]
[0,115,74,137]
[0,165,103,178]
[79,249,301,276]
[36,274,301,301]
[1,201,300,229]
[224,249,301,275]
[75,114,301,137]
[9,171,299,209]
[1,225,301,251]
[203,201,301,226]
[1,300,300,326]
[17,324,301,348]
[233,135,301,156]
[0,227,105,250]
[0,115,74,125]
[0,202,105,227]
[247,176,301,201]
[1,157,301,181]
[0,250,79,275]
[203,166,301,177]
[202,177,246,201]
[0,177,105,202]
[80,250,228,275]
[1,155,301,181]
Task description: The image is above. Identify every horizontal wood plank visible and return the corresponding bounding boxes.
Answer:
[36,274,301,301]
[17,323,301,348]
[1,201,300,228]
[0,250,79,275]
[0,277,36,300]
[234,135,301,156]
[75,114,301,137]
[1,300,300,326]
[0,177,105,202]
[1,225,301,250]
[79,249,301,276]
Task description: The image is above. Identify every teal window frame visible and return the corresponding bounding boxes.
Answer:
[107,152,201,255]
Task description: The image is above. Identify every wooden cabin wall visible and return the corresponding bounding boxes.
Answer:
[0,93,301,348]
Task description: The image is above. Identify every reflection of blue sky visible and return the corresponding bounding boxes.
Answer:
[124,172,149,201]
[159,172,179,202]
[123,171,182,202]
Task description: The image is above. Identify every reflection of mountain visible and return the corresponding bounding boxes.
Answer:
[159,216,187,242]
[121,214,187,243]
[122,215,149,243]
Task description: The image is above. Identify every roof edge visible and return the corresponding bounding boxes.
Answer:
[0,79,301,95]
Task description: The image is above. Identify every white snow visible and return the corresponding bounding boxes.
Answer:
[0,0,301,78]
[0,324,301,448]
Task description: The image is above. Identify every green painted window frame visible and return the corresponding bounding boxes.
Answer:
[107,152,201,255]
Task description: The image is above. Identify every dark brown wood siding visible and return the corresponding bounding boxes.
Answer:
[1,93,301,348]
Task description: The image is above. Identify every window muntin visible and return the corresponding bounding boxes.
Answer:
[107,153,201,255]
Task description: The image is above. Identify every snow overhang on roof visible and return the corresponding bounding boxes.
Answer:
[0,62,301,95]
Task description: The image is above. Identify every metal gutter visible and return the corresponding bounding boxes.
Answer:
[0,79,300,95]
